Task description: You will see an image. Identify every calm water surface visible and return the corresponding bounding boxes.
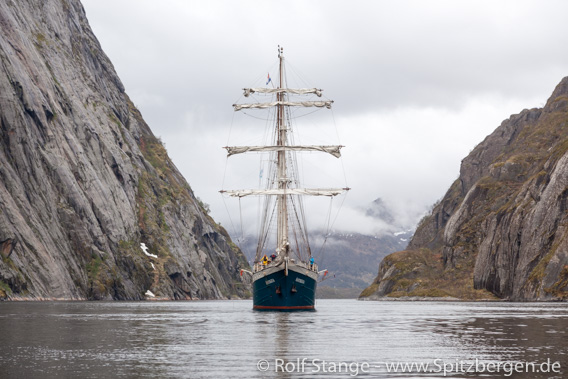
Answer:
[0,300,566,378]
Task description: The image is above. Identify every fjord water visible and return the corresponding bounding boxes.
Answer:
[0,300,566,378]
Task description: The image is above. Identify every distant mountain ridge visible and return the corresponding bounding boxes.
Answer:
[239,230,411,294]
[312,230,411,288]
[0,0,248,300]
[238,197,414,295]
[361,77,568,301]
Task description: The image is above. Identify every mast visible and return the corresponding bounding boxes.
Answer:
[222,46,350,265]
[276,46,288,257]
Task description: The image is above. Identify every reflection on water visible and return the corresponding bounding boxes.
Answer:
[0,300,566,378]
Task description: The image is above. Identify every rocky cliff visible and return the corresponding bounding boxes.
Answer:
[0,0,249,300]
[361,77,568,301]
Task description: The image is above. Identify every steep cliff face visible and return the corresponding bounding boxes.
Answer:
[0,0,249,300]
[361,77,568,301]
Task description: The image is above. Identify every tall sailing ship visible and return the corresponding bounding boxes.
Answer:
[221,47,349,311]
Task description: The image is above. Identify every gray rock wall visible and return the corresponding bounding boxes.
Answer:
[442,78,568,300]
[0,0,249,300]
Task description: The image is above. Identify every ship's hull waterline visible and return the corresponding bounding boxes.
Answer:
[252,263,318,311]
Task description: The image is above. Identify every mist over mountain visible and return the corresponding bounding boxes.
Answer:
[366,198,396,225]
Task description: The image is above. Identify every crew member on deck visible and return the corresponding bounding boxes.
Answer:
[310,257,315,269]
[262,255,268,266]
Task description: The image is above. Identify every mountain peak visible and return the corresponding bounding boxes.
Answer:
[544,76,568,112]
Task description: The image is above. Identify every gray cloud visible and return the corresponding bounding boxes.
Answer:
[82,0,568,234]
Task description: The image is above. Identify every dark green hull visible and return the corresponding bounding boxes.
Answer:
[252,266,317,311]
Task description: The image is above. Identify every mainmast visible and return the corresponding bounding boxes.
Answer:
[276,46,288,258]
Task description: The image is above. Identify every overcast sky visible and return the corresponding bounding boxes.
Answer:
[82,0,568,237]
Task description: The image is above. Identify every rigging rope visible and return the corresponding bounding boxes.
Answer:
[238,197,244,246]
[221,195,240,247]
[241,111,273,121]
[315,196,334,260]
[331,108,349,187]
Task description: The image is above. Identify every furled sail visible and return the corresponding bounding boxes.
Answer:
[233,100,333,111]
[224,145,343,158]
[243,88,322,97]
[220,188,349,198]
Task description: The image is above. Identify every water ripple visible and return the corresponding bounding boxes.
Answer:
[0,300,566,378]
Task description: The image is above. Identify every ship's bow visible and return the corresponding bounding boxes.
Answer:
[252,262,317,311]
